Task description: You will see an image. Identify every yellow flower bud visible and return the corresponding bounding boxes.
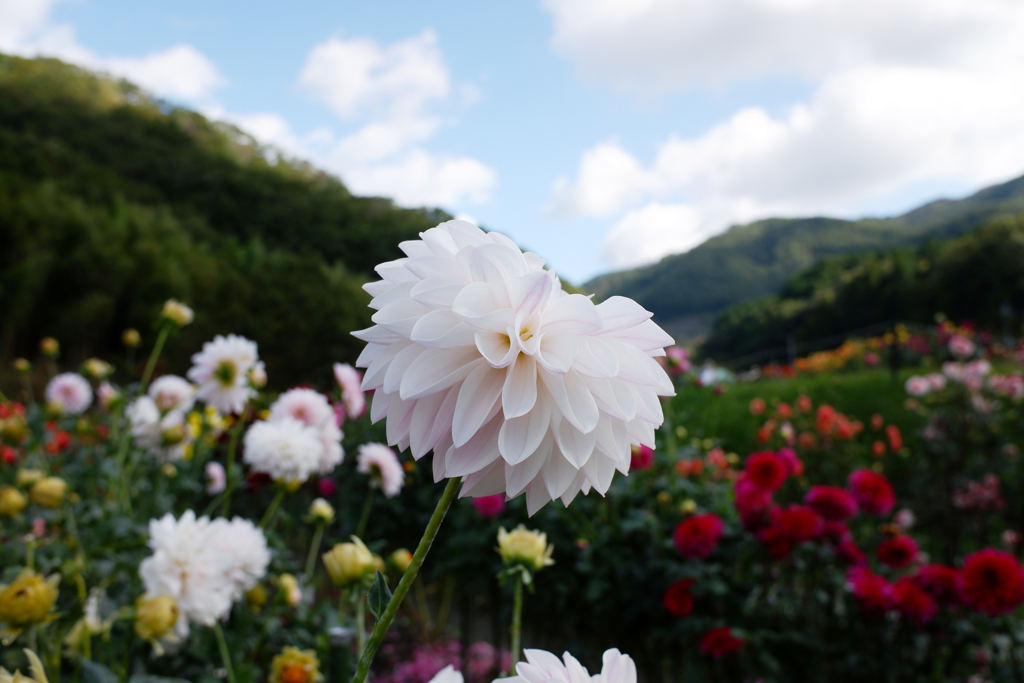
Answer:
[82,359,113,380]
[497,525,554,571]
[278,574,302,607]
[322,536,375,587]
[0,487,27,517]
[656,491,672,506]
[122,328,141,348]
[29,478,67,508]
[161,299,194,327]
[39,338,59,359]
[134,595,179,643]
[1,415,28,443]
[389,549,413,573]
[245,584,268,612]
[372,554,386,574]
[16,469,44,487]
[680,499,697,514]
[161,464,178,478]
[270,646,322,683]
[161,424,186,446]
[307,498,335,525]
[0,570,59,627]
[13,358,30,374]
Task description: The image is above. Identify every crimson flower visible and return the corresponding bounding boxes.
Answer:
[847,469,896,516]
[663,578,696,617]
[744,452,788,492]
[877,535,919,569]
[848,567,894,615]
[471,494,506,517]
[894,577,937,626]
[960,549,1024,615]
[699,627,744,659]
[836,538,867,566]
[776,448,804,476]
[914,564,963,605]
[805,486,858,520]
[630,444,654,471]
[674,514,724,559]
[734,476,773,531]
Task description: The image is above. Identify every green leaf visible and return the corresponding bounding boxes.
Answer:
[367,570,392,619]
[80,660,120,683]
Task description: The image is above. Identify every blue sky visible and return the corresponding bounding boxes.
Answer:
[4,0,1024,284]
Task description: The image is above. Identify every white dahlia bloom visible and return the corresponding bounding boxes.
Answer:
[45,373,93,415]
[427,666,463,683]
[269,388,344,474]
[139,511,235,637]
[126,397,192,463]
[242,417,324,485]
[334,362,366,418]
[148,375,196,413]
[507,648,637,683]
[357,442,404,498]
[187,334,260,414]
[208,517,270,600]
[353,220,673,514]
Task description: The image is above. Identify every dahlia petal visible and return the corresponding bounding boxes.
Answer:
[607,338,674,393]
[409,391,447,459]
[362,341,411,391]
[560,472,588,508]
[555,418,596,469]
[425,388,460,458]
[400,350,481,400]
[498,397,550,465]
[452,282,516,332]
[543,293,603,335]
[506,440,549,498]
[503,355,538,418]
[369,390,391,424]
[583,451,616,495]
[432,432,453,482]
[452,364,506,447]
[542,446,579,499]
[410,309,475,349]
[526,480,553,517]
[383,344,427,394]
[562,370,600,433]
[445,417,502,476]
[352,325,403,345]
[523,649,565,673]
[626,416,657,449]
[368,280,414,311]
[410,277,465,309]
[595,296,653,333]
[421,225,459,255]
[572,336,620,379]
[372,298,431,337]
[363,280,392,297]
[509,270,555,318]
[594,416,629,464]
[588,376,637,422]
[398,239,432,258]
[610,319,675,352]
[446,220,490,250]
[631,385,664,424]
[536,330,578,375]
[355,342,385,370]
[459,458,507,498]
[404,255,458,280]
[385,394,415,447]
[374,259,417,283]
[476,331,517,368]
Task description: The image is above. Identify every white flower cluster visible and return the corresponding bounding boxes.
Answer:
[357,443,404,498]
[354,220,674,514]
[139,510,269,638]
[127,375,196,463]
[45,373,93,415]
[506,649,636,683]
[243,388,343,484]
[187,334,264,415]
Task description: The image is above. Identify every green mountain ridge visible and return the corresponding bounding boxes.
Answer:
[585,174,1024,337]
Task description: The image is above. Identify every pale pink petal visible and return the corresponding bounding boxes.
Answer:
[399,350,481,401]
[595,296,652,333]
[555,418,597,469]
[410,309,476,349]
[572,336,620,379]
[452,364,505,447]
[502,355,538,418]
[542,293,603,335]
[535,331,578,375]
[497,396,550,465]
[475,331,518,368]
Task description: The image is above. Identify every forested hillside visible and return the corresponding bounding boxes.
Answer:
[0,54,449,386]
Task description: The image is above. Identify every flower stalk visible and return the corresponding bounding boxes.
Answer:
[355,487,375,540]
[510,577,524,672]
[139,325,171,395]
[350,475,462,683]
[213,621,236,683]
[305,522,325,580]
[260,488,286,530]
[221,418,245,518]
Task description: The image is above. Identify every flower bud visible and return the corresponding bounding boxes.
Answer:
[122,328,141,348]
[497,525,554,571]
[245,584,268,612]
[322,536,375,587]
[1,415,28,443]
[30,477,67,508]
[161,424,186,446]
[656,491,672,506]
[307,498,335,524]
[389,549,413,573]
[372,554,386,574]
[161,299,194,327]
[161,463,178,478]
[270,646,322,683]
[16,468,44,487]
[248,365,267,389]
[0,569,59,627]
[0,486,27,517]
[39,337,59,359]
[134,594,179,642]
[82,358,113,380]
[278,573,302,607]
[13,358,30,374]
[680,499,697,514]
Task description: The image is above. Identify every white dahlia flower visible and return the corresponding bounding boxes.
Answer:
[139,511,235,636]
[126,397,192,463]
[208,517,270,600]
[353,220,673,514]
[45,373,93,415]
[427,666,463,683]
[205,461,226,494]
[187,334,260,414]
[357,443,404,498]
[148,375,196,413]
[334,362,366,419]
[507,648,636,683]
[269,388,344,474]
[242,417,324,485]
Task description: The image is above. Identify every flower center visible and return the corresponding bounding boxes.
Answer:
[214,360,237,386]
[281,664,309,683]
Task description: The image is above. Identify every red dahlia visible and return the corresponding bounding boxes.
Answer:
[776,447,804,476]
[773,505,824,543]
[914,564,963,605]
[805,486,859,520]
[674,514,725,559]
[663,578,696,617]
[744,452,788,492]
[734,476,773,531]
[894,577,938,626]
[699,627,744,658]
[848,567,894,615]
[836,538,867,566]
[877,535,919,569]
[630,444,654,471]
[960,549,1024,615]
[847,469,896,516]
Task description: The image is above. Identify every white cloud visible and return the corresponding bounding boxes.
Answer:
[0,0,224,102]
[545,0,1024,270]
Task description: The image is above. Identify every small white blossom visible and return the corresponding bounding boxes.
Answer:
[357,443,404,498]
[45,373,93,415]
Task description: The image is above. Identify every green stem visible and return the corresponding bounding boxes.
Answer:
[355,592,366,658]
[356,487,375,539]
[213,621,236,683]
[139,326,171,394]
[305,523,325,580]
[351,476,462,683]
[510,577,524,673]
[260,488,286,530]
[221,419,244,518]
